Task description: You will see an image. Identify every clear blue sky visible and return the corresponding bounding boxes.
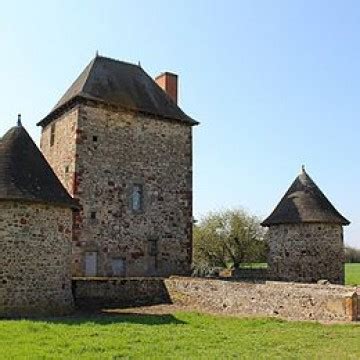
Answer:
[1,1,359,247]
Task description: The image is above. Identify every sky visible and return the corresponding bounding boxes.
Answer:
[1,1,360,247]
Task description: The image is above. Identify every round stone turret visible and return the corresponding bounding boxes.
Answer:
[0,124,79,317]
[261,167,349,284]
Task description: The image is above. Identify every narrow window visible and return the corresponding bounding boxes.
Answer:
[131,184,143,212]
[148,238,158,257]
[50,124,56,147]
[85,252,98,277]
[65,165,69,174]
[90,211,96,220]
[93,135,98,142]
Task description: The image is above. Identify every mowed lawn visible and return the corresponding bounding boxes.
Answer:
[345,263,360,285]
[1,312,360,359]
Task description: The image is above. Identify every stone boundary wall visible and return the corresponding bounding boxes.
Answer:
[73,278,170,308]
[72,277,359,322]
[165,278,358,322]
[232,268,268,281]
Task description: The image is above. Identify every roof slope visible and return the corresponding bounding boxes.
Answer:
[0,125,79,208]
[261,168,349,226]
[38,56,197,127]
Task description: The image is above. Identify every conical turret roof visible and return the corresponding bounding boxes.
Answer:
[261,168,349,226]
[0,124,79,208]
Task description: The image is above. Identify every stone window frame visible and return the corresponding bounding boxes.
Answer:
[111,256,127,277]
[129,181,145,214]
[148,237,158,257]
[50,123,56,147]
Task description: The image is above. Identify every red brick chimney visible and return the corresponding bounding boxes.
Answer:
[155,72,178,104]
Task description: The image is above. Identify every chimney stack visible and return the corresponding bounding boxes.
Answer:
[155,72,178,104]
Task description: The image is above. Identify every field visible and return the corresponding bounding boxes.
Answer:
[345,263,360,285]
[1,310,360,359]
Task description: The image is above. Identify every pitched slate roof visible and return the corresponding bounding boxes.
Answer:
[0,125,79,209]
[37,55,198,127]
[261,168,349,226]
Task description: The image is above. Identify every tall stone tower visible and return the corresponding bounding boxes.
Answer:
[37,55,198,277]
[261,167,349,284]
[0,122,77,316]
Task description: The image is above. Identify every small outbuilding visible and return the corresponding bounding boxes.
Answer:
[261,167,350,284]
[0,121,79,317]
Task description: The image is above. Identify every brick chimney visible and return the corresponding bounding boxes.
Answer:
[155,72,178,104]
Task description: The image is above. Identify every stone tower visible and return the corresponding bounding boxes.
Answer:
[261,167,349,284]
[0,122,78,316]
[37,55,198,277]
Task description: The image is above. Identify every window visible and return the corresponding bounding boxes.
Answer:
[85,252,97,277]
[131,184,143,212]
[65,165,69,174]
[50,124,56,147]
[93,135,98,142]
[90,211,96,220]
[148,238,158,257]
[111,258,126,276]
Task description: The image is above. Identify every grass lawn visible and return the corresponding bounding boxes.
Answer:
[345,263,360,285]
[0,312,360,359]
[239,263,360,285]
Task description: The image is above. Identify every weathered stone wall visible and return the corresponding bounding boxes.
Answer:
[73,277,170,308]
[0,201,74,317]
[165,278,358,322]
[266,223,344,284]
[72,277,358,322]
[40,107,79,195]
[40,102,193,277]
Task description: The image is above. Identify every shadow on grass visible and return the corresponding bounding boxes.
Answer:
[24,310,186,326]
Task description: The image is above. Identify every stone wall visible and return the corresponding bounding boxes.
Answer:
[40,107,78,195]
[72,277,359,322]
[73,277,170,308]
[165,277,358,322]
[41,102,193,278]
[266,223,344,284]
[0,201,74,317]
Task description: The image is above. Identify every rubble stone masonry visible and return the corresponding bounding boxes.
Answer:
[72,277,359,322]
[0,201,74,317]
[266,223,344,284]
[40,102,193,277]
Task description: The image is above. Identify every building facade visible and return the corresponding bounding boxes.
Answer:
[262,167,349,284]
[0,125,77,316]
[38,55,197,277]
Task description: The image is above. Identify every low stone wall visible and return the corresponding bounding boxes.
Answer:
[232,268,268,281]
[72,277,359,322]
[165,278,358,322]
[73,277,170,309]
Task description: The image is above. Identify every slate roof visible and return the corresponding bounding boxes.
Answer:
[0,125,79,209]
[37,55,198,127]
[261,168,350,226]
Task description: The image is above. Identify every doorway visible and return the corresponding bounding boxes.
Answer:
[85,251,98,277]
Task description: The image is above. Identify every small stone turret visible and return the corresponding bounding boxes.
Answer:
[0,122,78,317]
[262,167,350,284]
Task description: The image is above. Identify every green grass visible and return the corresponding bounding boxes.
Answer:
[0,312,360,359]
[237,263,360,285]
[345,263,360,285]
